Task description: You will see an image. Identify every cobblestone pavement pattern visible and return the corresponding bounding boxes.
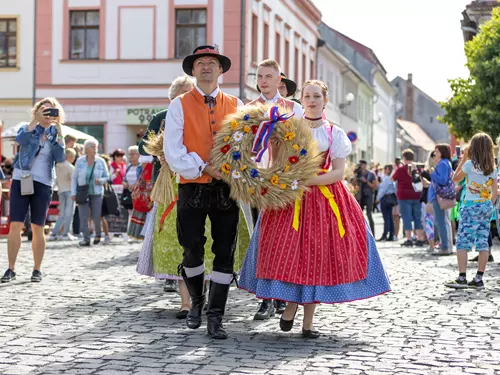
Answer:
[1,214,500,375]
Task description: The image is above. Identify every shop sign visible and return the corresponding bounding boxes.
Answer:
[126,108,165,125]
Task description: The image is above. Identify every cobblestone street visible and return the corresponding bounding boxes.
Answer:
[1,214,500,375]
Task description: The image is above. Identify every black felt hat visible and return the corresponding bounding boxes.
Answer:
[182,45,231,76]
[256,72,297,97]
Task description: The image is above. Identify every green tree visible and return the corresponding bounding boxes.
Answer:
[441,6,500,140]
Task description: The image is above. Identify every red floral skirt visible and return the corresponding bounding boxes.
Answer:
[256,181,368,286]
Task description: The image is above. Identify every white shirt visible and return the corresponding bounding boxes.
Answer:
[259,92,304,118]
[163,86,244,180]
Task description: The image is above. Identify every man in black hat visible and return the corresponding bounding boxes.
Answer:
[163,45,243,339]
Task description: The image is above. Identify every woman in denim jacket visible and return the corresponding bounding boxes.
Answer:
[72,139,109,247]
[1,98,66,284]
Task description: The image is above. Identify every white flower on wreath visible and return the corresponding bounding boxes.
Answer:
[291,180,299,191]
[232,170,241,179]
[233,131,244,142]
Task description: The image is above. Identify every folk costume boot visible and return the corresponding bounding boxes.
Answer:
[206,281,230,339]
[254,299,275,320]
[182,271,205,330]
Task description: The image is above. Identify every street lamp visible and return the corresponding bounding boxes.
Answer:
[339,93,355,112]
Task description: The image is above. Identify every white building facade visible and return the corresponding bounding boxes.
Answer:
[0,0,35,156]
[373,71,396,165]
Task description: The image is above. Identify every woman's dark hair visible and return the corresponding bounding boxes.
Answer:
[384,164,393,174]
[469,132,495,175]
[402,148,414,161]
[111,148,125,159]
[435,144,451,160]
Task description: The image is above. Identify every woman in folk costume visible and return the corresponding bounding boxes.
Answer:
[239,80,391,338]
[127,155,154,239]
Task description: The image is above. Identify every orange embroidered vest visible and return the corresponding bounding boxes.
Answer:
[248,96,295,112]
[179,88,239,184]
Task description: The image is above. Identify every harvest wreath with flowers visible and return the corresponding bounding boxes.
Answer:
[211,105,320,210]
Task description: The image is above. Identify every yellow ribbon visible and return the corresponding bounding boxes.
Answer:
[292,183,345,237]
[317,185,345,238]
[292,191,303,231]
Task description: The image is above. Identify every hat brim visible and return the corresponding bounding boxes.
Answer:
[182,53,231,76]
[256,77,297,97]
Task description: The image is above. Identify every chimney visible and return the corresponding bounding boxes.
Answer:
[405,73,414,121]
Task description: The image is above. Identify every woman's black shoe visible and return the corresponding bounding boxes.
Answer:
[401,240,413,247]
[279,305,298,332]
[377,236,387,242]
[302,328,320,338]
[93,237,101,245]
[1,269,16,283]
[79,240,91,247]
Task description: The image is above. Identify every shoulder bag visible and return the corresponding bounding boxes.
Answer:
[433,167,456,210]
[18,143,43,196]
[121,164,134,210]
[75,160,96,205]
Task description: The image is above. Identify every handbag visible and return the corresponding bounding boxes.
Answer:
[120,164,134,209]
[75,161,96,205]
[132,164,154,213]
[18,145,36,196]
[433,171,456,201]
[384,193,398,207]
[103,183,120,216]
[411,167,423,192]
[438,196,456,210]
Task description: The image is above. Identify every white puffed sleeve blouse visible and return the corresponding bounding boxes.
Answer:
[309,120,352,160]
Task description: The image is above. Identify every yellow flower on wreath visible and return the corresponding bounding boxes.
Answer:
[284,131,296,141]
[231,120,239,130]
[292,144,300,151]
[270,174,280,185]
[249,187,255,194]
[240,165,248,171]
[243,125,251,133]
[284,165,291,172]
[223,136,230,142]
[279,183,287,190]
[221,163,231,174]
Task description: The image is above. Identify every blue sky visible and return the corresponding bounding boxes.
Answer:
[314,0,472,102]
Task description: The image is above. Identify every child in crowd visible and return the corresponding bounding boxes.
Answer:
[445,133,498,289]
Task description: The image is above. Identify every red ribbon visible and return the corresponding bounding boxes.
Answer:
[158,196,178,233]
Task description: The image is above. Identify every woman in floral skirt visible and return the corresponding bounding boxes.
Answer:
[239,80,391,338]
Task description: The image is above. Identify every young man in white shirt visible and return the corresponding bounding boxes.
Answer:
[248,60,303,321]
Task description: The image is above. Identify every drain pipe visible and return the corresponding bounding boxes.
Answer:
[239,0,246,102]
[32,0,37,105]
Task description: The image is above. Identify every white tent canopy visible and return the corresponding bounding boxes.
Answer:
[2,122,96,141]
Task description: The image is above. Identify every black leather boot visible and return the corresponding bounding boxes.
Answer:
[253,299,275,320]
[182,272,205,329]
[206,281,230,339]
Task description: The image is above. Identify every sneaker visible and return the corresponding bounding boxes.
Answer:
[401,240,413,247]
[432,248,453,256]
[31,270,42,283]
[1,269,16,283]
[415,240,425,247]
[444,278,468,289]
[468,278,484,290]
[93,237,101,245]
[48,235,58,241]
[103,236,111,245]
[57,233,77,241]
